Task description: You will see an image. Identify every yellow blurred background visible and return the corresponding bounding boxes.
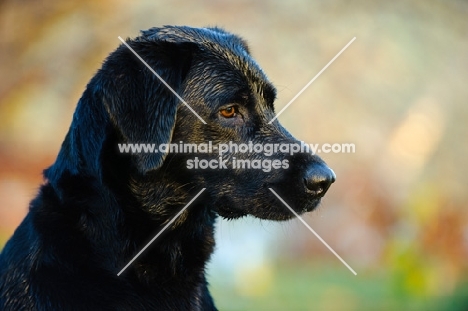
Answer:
[0,0,467,310]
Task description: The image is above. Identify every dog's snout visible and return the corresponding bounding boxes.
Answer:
[303,164,336,197]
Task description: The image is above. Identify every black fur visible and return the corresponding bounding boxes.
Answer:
[0,26,335,310]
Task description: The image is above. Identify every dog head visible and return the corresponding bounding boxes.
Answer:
[85,26,335,221]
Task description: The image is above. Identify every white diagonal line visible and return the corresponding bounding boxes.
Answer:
[268,37,356,124]
[268,188,357,275]
[117,36,207,124]
[117,188,206,276]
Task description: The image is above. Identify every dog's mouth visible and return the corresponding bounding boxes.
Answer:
[211,187,324,221]
[300,197,322,213]
[267,192,323,220]
[204,160,335,221]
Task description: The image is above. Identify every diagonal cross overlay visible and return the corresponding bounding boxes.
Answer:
[114,33,357,278]
[269,188,357,275]
[268,37,356,124]
[118,36,207,124]
[117,188,206,276]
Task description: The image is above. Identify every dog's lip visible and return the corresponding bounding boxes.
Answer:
[301,198,321,213]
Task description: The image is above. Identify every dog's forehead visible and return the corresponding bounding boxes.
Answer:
[142,26,276,104]
[142,26,260,73]
[141,26,248,52]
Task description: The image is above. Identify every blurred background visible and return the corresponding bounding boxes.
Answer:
[0,0,467,310]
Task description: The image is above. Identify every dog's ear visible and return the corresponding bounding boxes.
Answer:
[99,37,196,174]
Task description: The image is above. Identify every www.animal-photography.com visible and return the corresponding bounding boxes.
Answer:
[0,1,467,310]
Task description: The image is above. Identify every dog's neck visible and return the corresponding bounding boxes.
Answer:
[122,175,217,274]
[41,91,217,288]
[43,146,216,285]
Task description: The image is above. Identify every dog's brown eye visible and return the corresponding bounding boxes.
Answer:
[219,106,237,118]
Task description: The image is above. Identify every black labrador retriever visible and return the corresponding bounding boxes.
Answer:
[0,26,335,310]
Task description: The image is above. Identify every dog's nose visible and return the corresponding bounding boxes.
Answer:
[303,164,336,197]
